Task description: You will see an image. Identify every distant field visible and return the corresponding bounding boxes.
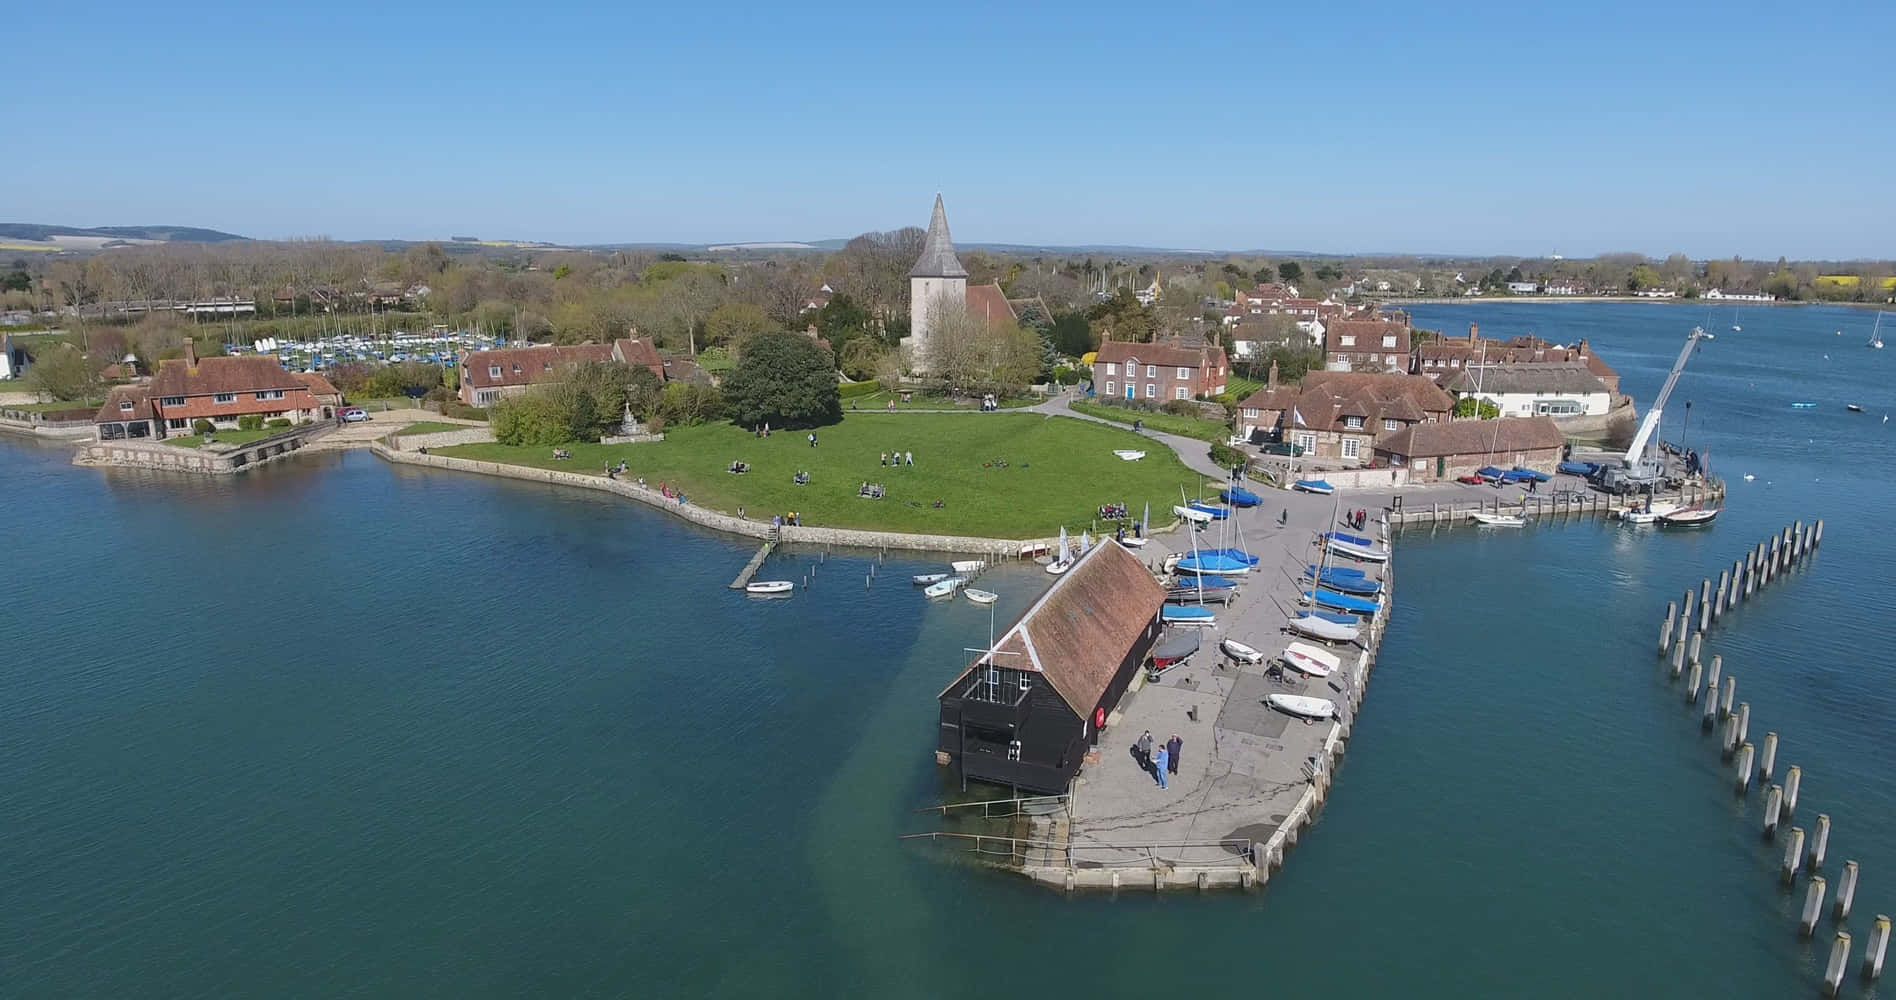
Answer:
[0,242,63,253]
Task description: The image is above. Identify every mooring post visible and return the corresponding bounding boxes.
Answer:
[1810,814,1831,871]
[1714,571,1729,621]
[1661,602,1676,654]
[1825,931,1853,997]
[1745,549,1757,597]
[1815,518,1824,547]
[1784,765,1802,819]
[1670,640,1686,677]
[1735,702,1750,748]
[1763,785,1783,838]
[1729,559,1743,610]
[1734,743,1755,794]
[1686,661,1703,702]
[1722,714,1741,759]
[1784,827,1806,884]
[1719,677,1735,720]
[1866,915,1890,982]
[1702,686,1718,728]
[1768,538,1780,581]
[1837,861,1860,920]
[1681,588,1695,631]
[1687,632,1703,671]
[1705,655,1722,701]
[1803,876,1828,936]
[1760,732,1779,781]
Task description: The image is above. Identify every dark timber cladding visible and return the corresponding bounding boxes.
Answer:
[937,542,1167,794]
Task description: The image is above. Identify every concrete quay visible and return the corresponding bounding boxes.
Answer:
[1023,485,1390,891]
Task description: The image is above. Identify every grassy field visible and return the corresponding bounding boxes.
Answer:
[1222,376,1264,400]
[436,412,1200,537]
[1069,400,1230,444]
[1,399,103,414]
[165,427,284,449]
[394,421,465,436]
[842,388,1040,411]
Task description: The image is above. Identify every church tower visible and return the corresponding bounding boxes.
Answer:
[906,194,967,373]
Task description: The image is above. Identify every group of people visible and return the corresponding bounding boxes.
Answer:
[603,459,628,479]
[772,512,802,527]
[979,394,1001,412]
[1345,508,1370,530]
[752,423,772,437]
[1133,730,1183,790]
[881,450,914,467]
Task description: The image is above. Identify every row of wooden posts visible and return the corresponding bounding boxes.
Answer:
[1657,519,1889,995]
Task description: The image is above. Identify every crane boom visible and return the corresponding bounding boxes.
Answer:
[1623,326,1712,467]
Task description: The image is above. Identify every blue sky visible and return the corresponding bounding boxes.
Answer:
[11,1,1893,258]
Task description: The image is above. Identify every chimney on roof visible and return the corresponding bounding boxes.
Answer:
[1267,360,1279,389]
[183,340,198,369]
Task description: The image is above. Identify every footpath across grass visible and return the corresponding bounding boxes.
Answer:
[1069,399,1230,444]
[436,412,1201,537]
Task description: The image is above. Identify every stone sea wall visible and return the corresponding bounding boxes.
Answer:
[371,444,1047,557]
[391,427,496,450]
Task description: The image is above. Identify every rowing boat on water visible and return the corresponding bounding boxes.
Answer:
[923,577,964,598]
[963,588,998,604]
[745,580,794,595]
[912,572,950,585]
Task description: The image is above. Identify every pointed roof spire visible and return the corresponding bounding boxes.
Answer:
[909,194,968,278]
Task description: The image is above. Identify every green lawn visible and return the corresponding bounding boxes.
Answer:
[165,427,285,449]
[1222,376,1264,400]
[395,421,465,436]
[347,397,425,411]
[1,399,103,414]
[841,388,1040,411]
[1069,400,1231,443]
[435,413,1199,537]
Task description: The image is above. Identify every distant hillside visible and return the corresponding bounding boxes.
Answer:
[0,223,248,243]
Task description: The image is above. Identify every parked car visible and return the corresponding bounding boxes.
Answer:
[340,407,369,423]
[1260,442,1305,457]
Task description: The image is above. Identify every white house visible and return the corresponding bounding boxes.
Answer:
[1506,281,1539,294]
[0,334,26,380]
[1441,362,1611,418]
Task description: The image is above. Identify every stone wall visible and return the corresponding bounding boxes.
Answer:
[372,443,1047,557]
[392,427,495,450]
[73,424,335,474]
[0,416,94,440]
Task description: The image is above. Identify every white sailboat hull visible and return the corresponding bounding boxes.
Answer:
[1172,504,1214,525]
[745,580,795,595]
[1282,642,1340,678]
[963,588,998,605]
[1220,638,1266,664]
[1268,694,1337,720]
[1288,614,1360,643]
[1468,513,1526,527]
[1325,538,1389,563]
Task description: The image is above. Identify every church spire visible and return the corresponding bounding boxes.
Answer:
[908,194,968,278]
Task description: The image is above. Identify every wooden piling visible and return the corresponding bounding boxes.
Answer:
[1718,677,1735,720]
[1810,814,1831,871]
[1837,861,1860,920]
[1783,827,1806,884]
[1803,876,1828,936]
[1865,914,1889,982]
[1681,588,1695,630]
[1784,765,1802,818]
[1763,785,1783,838]
[1734,743,1754,794]
[1705,655,1721,700]
[1729,559,1743,611]
[1698,592,1712,632]
[1745,549,1758,597]
[1722,714,1741,759]
[1714,571,1729,621]
[1670,640,1686,678]
[1702,685,1718,728]
[1735,702,1750,748]
[1686,661,1702,702]
[1760,732,1778,781]
[1661,602,1675,654]
[1687,631,1702,669]
[1825,931,1852,997]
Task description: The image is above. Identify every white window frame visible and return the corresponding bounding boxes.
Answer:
[1104,381,1116,396]
[1344,415,1364,429]
[1144,383,1155,398]
[1382,335,1397,348]
[120,401,135,412]
[488,365,502,378]
[213,393,235,404]
[1104,363,1116,375]
[1176,366,1189,379]
[254,389,284,401]
[1383,418,1401,431]
[1294,432,1316,452]
[1341,437,1361,459]
[1174,386,1188,400]
[160,396,185,407]
[1145,365,1156,378]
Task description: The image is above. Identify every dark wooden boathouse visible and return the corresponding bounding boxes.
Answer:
[936,541,1167,794]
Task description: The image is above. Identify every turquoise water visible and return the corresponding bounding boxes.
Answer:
[2,302,1890,996]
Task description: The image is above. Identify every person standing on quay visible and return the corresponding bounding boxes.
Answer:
[1136,730,1154,770]
[1165,734,1182,775]
[1152,745,1169,789]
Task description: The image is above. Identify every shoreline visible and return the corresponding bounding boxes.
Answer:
[1390,296,1884,309]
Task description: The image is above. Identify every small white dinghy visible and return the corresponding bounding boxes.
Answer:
[1268,693,1338,720]
[745,580,795,595]
[923,577,964,599]
[1220,638,1266,664]
[1468,512,1526,527]
[950,560,985,574]
[1113,449,1146,461]
[1282,641,1340,678]
[963,588,998,605]
[1618,501,1681,524]
[1172,504,1214,525]
[912,572,951,585]
[1324,537,1389,563]
[1288,613,1360,644]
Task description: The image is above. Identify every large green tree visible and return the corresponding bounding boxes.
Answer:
[23,343,100,402]
[722,332,840,428]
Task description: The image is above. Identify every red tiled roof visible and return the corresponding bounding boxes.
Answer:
[941,542,1165,713]
[964,282,1017,326]
[613,338,665,380]
[460,344,615,389]
[150,356,306,398]
[95,385,154,423]
[1376,416,1566,458]
[1096,339,1213,370]
[293,371,341,398]
[1325,319,1411,356]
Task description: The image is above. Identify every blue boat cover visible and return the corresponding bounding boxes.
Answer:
[1304,588,1381,614]
[1293,479,1334,491]
[1499,469,1536,483]
[1221,487,1263,507]
[1557,461,1598,476]
[1187,502,1231,519]
[1476,465,1506,479]
[1210,547,1259,565]
[1304,563,1367,578]
[1175,575,1236,589]
[1299,610,1359,626]
[1303,568,1382,594]
[1162,603,1215,619]
[1176,552,1249,574]
[1510,466,1552,482]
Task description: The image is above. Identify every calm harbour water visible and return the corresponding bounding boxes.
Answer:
[2,301,1891,997]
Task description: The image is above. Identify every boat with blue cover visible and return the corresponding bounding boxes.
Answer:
[1557,460,1599,477]
[1292,479,1335,495]
[1174,551,1252,576]
[1220,486,1262,507]
[1175,574,1236,590]
[1509,466,1551,482]
[1187,501,1231,520]
[1205,547,1258,566]
[1476,465,1507,481]
[1161,603,1217,625]
[1323,530,1376,547]
[1304,564,1366,578]
[1303,588,1382,615]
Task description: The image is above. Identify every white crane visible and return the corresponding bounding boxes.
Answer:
[1604,326,1713,492]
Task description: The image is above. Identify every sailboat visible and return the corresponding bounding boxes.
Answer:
[1871,312,1886,350]
[1046,526,1074,575]
[1163,518,1218,625]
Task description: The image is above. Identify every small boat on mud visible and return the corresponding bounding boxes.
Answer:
[1267,693,1338,720]
[1282,642,1340,678]
[745,580,795,595]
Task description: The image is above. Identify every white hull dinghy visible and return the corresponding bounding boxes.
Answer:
[1282,641,1340,678]
[963,588,998,605]
[1660,506,1720,526]
[1618,501,1681,524]
[1161,604,1217,626]
[1324,538,1389,563]
[1119,536,1147,548]
[1045,558,1073,575]
[923,577,964,599]
[1468,512,1525,527]
[745,580,795,595]
[912,572,951,586]
[1113,449,1146,461]
[1172,504,1214,525]
[1220,638,1266,664]
[950,560,985,574]
[1268,693,1338,720]
[1288,613,1360,644]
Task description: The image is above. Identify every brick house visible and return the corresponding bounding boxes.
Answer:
[1373,415,1566,482]
[1236,367,1452,465]
[1324,319,1411,372]
[1093,336,1229,402]
[293,371,343,414]
[99,344,327,439]
[1412,324,1620,393]
[457,337,666,407]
